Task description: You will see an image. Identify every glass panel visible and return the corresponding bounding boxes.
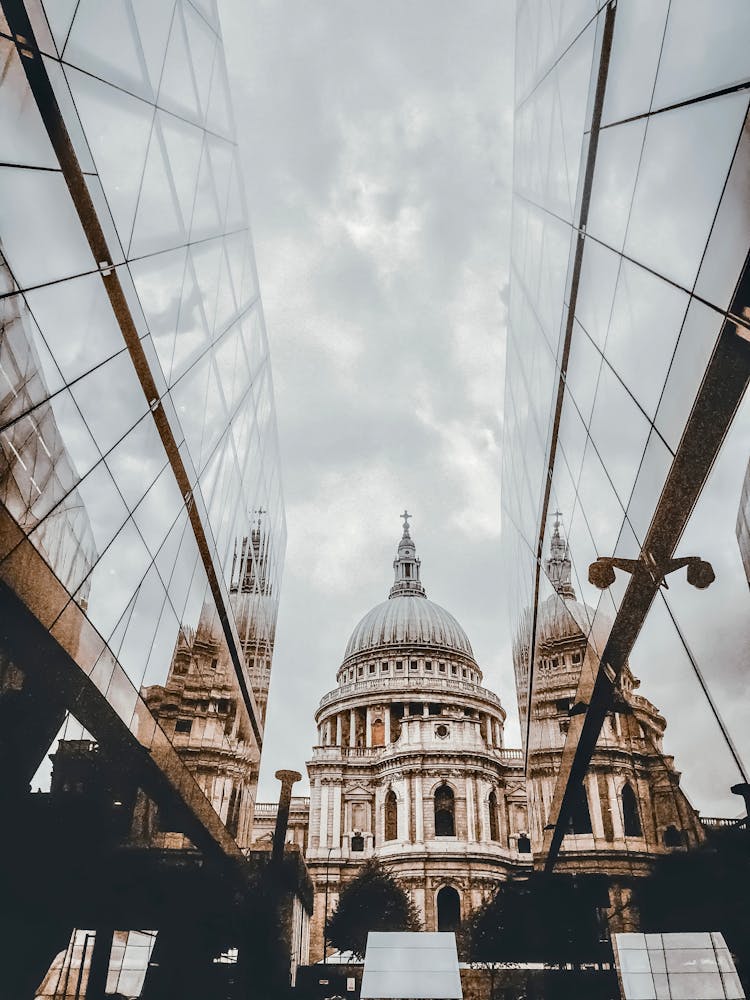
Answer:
[625,92,749,289]
[588,361,651,507]
[0,167,96,288]
[653,299,724,453]
[0,38,58,169]
[129,116,186,258]
[586,116,647,252]
[601,0,669,126]
[695,115,750,311]
[128,245,188,384]
[653,0,750,109]
[70,350,150,457]
[604,258,690,419]
[65,65,155,248]
[575,236,620,351]
[159,109,204,233]
[130,0,175,97]
[25,271,127,384]
[105,414,167,512]
[79,515,152,638]
[64,0,154,101]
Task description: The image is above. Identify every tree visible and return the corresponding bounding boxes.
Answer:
[326,859,422,959]
[462,874,610,970]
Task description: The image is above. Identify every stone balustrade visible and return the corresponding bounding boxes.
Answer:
[318,674,504,709]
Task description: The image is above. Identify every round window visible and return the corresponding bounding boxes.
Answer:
[435,724,449,739]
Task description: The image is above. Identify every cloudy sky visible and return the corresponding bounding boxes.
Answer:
[220,1,750,817]
[220,1,516,799]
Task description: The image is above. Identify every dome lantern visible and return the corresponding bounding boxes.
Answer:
[389,510,426,599]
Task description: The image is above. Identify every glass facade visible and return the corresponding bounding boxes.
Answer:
[504,0,750,864]
[0,0,284,850]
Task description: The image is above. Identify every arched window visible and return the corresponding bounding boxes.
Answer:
[517,833,531,854]
[567,781,592,835]
[437,886,461,932]
[622,782,642,837]
[385,789,398,842]
[434,784,455,837]
[371,717,384,747]
[488,790,500,842]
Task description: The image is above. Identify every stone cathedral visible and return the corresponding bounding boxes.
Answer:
[254,515,704,961]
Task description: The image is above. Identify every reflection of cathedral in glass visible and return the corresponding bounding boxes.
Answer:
[513,515,704,884]
[143,513,278,849]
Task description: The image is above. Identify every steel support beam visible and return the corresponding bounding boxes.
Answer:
[540,260,750,871]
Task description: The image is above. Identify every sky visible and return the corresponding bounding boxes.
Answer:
[219,1,750,816]
[220,0,517,800]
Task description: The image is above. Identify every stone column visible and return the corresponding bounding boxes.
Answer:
[365,705,372,748]
[476,779,488,841]
[494,720,502,746]
[485,715,493,747]
[414,773,424,842]
[401,774,412,842]
[336,714,342,747]
[349,709,356,747]
[466,776,476,841]
[325,719,332,745]
[608,775,625,840]
[497,788,510,846]
[331,782,342,849]
[319,782,329,849]
[384,707,391,744]
[586,771,605,840]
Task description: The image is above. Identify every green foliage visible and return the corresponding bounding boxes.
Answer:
[326,859,422,959]
[461,874,610,968]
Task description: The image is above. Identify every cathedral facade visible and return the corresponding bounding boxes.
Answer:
[253,515,704,961]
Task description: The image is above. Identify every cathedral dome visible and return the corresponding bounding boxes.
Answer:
[344,594,474,661]
[341,513,477,665]
[536,592,611,653]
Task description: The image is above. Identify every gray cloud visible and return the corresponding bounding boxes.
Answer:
[219,0,515,798]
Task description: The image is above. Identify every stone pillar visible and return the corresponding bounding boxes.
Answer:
[365,706,372,748]
[384,707,391,744]
[349,709,356,747]
[331,782,342,849]
[312,776,321,848]
[485,715,493,747]
[325,719,332,745]
[319,782,329,849]
[586,771,605,840]
[477,779,489,841]
[414,773,424,842]
[336,714,342,746]
[608,775,625,840]
[494,720,502,746]
[401,774,411,842]
[466,776,476,842]
[498,788,510,846]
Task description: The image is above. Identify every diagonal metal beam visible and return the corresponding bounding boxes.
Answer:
[540,258,750,871]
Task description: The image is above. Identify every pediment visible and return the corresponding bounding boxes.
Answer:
[344,783,372,799]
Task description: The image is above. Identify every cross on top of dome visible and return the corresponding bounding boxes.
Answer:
[391,511,426,598]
